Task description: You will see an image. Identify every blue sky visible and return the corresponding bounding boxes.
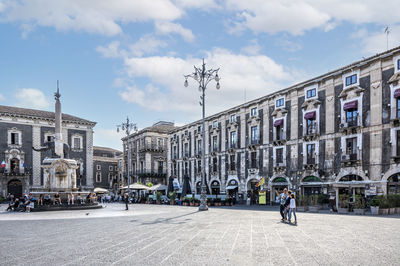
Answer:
[0,0,399,150]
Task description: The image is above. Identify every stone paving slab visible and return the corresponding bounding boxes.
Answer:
[0,203,399,266]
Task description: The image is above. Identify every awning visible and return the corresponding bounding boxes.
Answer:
[148,184,168,191]
[304,111,316,120]
[94,187,108,193]
[226,185,238,190]
[273,119,283,127]
[394,89,400,98]
[121,183,151,190]
[343,100,358,110]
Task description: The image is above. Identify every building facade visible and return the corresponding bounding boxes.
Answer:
[122,121,176,186]
[93,146,122,191]
[0,105,96,198]
[167,46,400,206]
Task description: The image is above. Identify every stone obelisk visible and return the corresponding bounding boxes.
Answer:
[54,86,64,158]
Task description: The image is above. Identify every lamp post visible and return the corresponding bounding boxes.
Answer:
[184,59,220,211]
[117,117,137,195]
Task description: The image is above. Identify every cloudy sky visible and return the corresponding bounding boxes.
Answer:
[0,0,399,150]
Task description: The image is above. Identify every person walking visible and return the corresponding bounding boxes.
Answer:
[288,193,297,224]
[275,188,288,221]
[284,190,292,221]
[124,193,129,210]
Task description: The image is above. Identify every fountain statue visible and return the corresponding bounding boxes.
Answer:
[32,86,78,192]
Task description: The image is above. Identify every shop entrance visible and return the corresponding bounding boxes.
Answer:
[387,174,400,194]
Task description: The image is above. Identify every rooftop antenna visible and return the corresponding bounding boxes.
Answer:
[384,26,390,50]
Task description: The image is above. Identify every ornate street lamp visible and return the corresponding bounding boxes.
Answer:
[184,59,220,211]
[117,117,137,195]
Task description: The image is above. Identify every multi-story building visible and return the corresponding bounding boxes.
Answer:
[93,146,122,191]
[122,121,176,186]
[0,105,96,197]
[167,46,400,206]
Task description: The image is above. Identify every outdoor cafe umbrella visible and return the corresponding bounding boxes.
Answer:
[181,174,192,197]
[167,176,174,194]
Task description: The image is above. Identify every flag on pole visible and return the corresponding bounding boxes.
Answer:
[0,161,6,168]
[23,161,26,168]
[256,177,265,187]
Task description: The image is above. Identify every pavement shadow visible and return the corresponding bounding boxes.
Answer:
[132,210,199,225]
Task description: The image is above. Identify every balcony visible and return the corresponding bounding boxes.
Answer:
[195,149,202,158]
[136,169,167,179]
[248,138,260,149]
[273,132,286,146]
[340,116,361,134]
[273,161,286,172]
[211,145,219,155]
[171,153,178,160]
[183,152,190,160]
[341,152,360,166]
[303,124,319,141]
[304,157,318,170]
[139,143,166,152]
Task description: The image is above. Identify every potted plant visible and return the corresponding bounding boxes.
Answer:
[337,194,349,214]
[155,192,162,204]
[168,191,176,205]
[207,198,212,206]
[353,195,366,215]
[308,195,320,213]
[189,197,195,206]
[395,195,400,214]
[379,196,389,215]
[194,198,200,206]
[387,195,397,214]
[296,195,308,212]
[370,197,380,215]
[225,197,232,206]
[319,194,330,210]
[214,197,221,206]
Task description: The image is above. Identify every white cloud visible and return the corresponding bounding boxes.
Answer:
[96,41,124,58]
[93,128,125,151]
[275,38,302,52]
[155,21,195,42]
[118,48,302,118]
[14,88,50,109]
[225,0,400,35]
[129,35,167,57]
[359,25,400,54]
[241,39,262,55]
[0,93,4,101]
[0,0,183,36]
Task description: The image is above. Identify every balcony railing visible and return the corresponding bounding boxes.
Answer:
[306,124,318,135]
[250,138,259,145]
[139,143,167,152]
[183,152,190,158]
[172,153,178,160]
[306,157,316,165]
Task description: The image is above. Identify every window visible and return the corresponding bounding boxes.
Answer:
[184,143,189,157]
[73,136,81,150]
[46,135,54,142]
[212,157,218,172]
[96,172,101,183]
[306,144,315,164]
[197,139,202,154]
[109,166,113,171]
[230,154,236,171]
[197,125,202,132]
[251,126,258,144]
[11,133,19,145]
[173,146,177,159]
[346,109,358,125]
[157,138,164,147]
[250,151,257,168]
[346,137,357,155]
[96,165,101,170]
[398,59,400,71]
[108,173,113,181]
[276,98,284,107]
[115,166,118,171]
[230,114,236,123]
[397,131,400,157]
[397,98,400,118]
[212,136,218,151]
[306,88,316,98]
[306,118,317,135]
[184,130,188,136]
[140,161,144,172]
[213,121,218,128]
[276,148,283,164]
[345,74,357,86]
[158,161,164,174]
[197,160,201,174]
[230,131,237,148]
[251,107,258,116]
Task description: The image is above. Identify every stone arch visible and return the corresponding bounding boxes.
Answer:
[225,177,239,187]
[270,174,291,186]
[335,168,369,183]
[382,167,400,182]
[300,175,322,183]
[301,171,320,182]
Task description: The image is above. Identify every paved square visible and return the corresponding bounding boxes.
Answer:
[0,204,399,266]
